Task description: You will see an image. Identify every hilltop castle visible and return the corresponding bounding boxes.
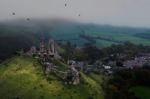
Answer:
[28,39,61,59]
[27,39,80,85]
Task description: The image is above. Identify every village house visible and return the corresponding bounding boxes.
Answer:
[123,53,150,69]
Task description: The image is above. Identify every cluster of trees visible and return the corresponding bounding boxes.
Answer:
[105,66,150,99]
[104,42,150,58]
[60,42,105,64]
[61,41,150,64]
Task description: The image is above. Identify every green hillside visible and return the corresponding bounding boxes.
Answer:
[0,56,105,99]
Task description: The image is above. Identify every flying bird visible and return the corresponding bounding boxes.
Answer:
[27,18,30,21]
[12,12,15,15]
[65,3,67,7]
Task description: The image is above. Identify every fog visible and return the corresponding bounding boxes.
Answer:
[0,0,150,27]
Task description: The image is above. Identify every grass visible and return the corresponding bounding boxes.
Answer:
[80,73,104,99]
[89,32,150,47]
[89,73,106,84]
[130,86,150,99]
[52,59,68,71]
[0,56,105,99]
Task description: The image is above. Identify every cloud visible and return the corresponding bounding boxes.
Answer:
[0,0,150,27]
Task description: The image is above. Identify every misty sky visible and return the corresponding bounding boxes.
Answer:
[0,0,150,27]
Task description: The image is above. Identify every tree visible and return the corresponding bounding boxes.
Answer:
[83,45,103,63]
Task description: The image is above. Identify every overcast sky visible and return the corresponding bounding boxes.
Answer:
[0,0,150,27]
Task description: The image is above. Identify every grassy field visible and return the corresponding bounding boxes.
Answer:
[50,31,150,48]
[130,86,150,99]
[0,56,105,99]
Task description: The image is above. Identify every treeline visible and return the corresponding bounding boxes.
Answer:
[105,66,150,99]
[61,41,150,64]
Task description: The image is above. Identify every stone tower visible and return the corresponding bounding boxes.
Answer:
[48,39,55,56]
[30,46,36,55]
[40,41,45,53]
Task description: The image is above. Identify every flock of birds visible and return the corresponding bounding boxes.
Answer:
[12,2,81,21]
[12,12,30,21]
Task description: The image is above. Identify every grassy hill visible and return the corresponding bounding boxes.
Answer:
[0,56,105,99]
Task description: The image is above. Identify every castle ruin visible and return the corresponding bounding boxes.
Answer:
[28,39,80,85]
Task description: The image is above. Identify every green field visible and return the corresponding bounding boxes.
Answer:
[0,56,105,99]
[85,32,150,47]
[130,86,150,99]
[50,31,150,48]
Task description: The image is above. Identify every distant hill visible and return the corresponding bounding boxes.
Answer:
[0,24,40,60]
[0,56,105,99]
[0,19,150,60]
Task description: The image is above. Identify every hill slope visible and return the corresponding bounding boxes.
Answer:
[0,56,105,99]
